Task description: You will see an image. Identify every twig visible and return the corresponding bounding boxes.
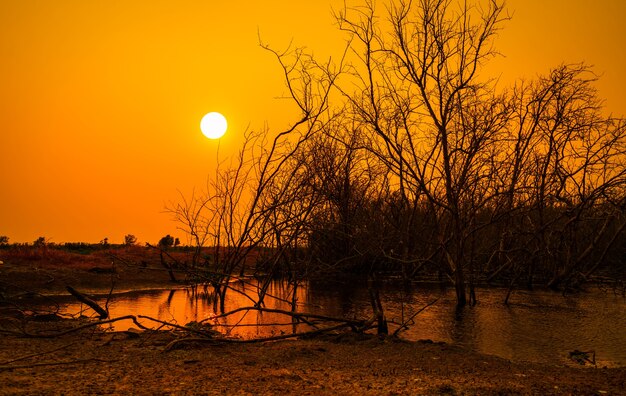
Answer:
[392,299,439,337]
[0,341,79,365]
[104,271,117,314]
[22,315,146,338]
[137,315,219,338]
[0,358,116,372]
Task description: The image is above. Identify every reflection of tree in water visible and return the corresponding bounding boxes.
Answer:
[307,279,365,319]
[50,280,626,366]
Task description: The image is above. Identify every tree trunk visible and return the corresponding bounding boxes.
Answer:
[455,268,467,308]
[367,278,388,335]
[159,251,177,283]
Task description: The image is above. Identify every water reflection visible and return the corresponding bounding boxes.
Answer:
[61,280,626,367]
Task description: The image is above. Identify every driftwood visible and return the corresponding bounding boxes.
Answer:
[12,315,149,338]
[9,313,220,340]
[164,322,365,351]
[2,309,387,355]
[66,286,108,319]
[157,305,388,351]
[3,287,420,352]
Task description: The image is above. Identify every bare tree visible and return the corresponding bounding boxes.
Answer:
[168,0,626,332]
[168,42,346,312]
[511,65,626,289]
[333,0,508,306]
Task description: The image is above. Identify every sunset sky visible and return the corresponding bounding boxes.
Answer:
[1,0,625,245]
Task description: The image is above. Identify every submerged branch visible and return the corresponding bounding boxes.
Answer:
[164,322,369,351]
[392,299,439,337]
[206,306,367,327]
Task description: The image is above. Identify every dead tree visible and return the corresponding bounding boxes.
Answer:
[334,0,509,306]
[168,42,347,313]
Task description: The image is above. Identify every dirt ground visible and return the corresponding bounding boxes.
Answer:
[1,325,624,395]
[1,247,625,395]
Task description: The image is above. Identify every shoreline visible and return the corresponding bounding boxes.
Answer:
[1,324,624,395]
[2,251,626,394]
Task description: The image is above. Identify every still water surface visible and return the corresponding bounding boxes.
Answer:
[62,280,625,367]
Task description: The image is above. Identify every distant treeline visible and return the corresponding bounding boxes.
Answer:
[0,239,191,254]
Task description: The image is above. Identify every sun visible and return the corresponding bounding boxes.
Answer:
[200,112,228,139]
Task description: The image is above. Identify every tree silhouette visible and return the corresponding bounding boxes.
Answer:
[331,0,509,306]
[170,0,626,314]
[158,234,174,249]
[124,234,137,246]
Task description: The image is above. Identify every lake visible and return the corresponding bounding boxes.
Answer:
[61,279,626,367]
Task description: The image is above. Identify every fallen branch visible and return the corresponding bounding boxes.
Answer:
[206,306,366,328]
[0,341,78,365]
[137,315,220,338]
[164,322,364,351]
[0,358,116,372]
[66,286,108,319]
[20,315,148,338]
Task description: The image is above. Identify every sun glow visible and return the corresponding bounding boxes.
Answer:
[200,112,228,139]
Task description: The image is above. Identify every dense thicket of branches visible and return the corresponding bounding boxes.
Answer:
[171,0,626,309]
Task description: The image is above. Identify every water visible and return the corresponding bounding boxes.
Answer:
[61,280,626,367]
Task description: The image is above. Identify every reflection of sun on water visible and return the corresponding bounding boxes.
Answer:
[66,280,311,338]
[209,281,311,338]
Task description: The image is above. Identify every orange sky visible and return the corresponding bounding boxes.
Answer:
[1,1,625,244]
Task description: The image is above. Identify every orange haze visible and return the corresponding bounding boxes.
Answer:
[1,0,625,244]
